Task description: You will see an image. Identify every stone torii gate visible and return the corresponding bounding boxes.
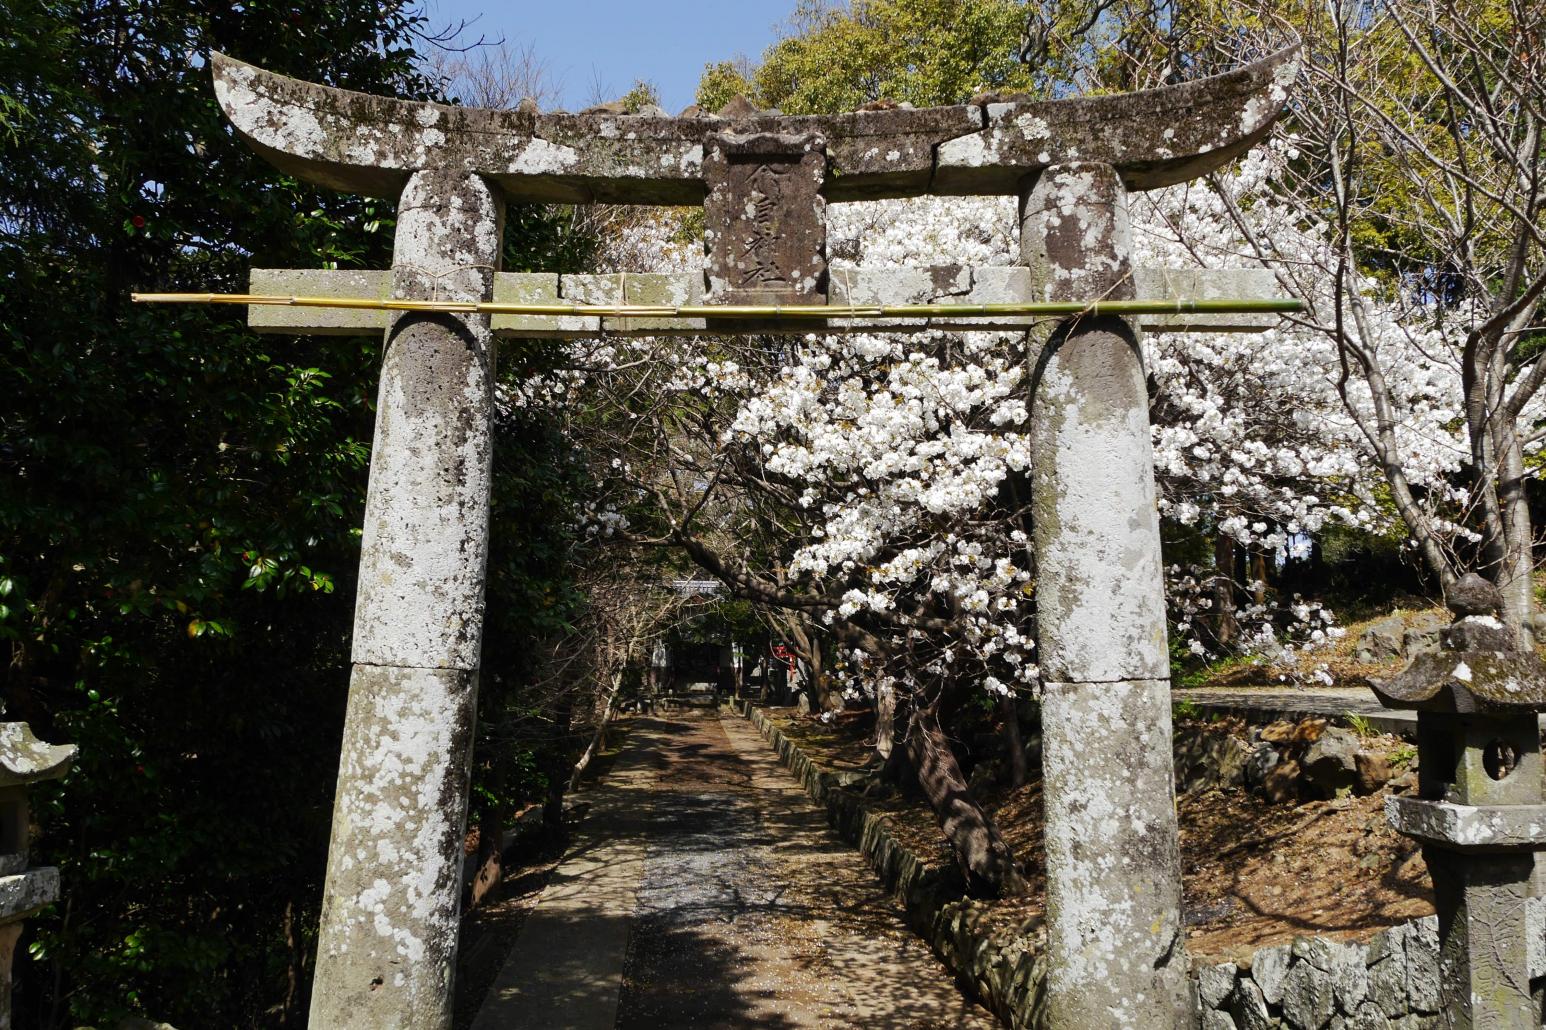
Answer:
[203,44,1299,1029]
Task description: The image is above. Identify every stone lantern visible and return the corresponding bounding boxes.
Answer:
[0,722,75,1030]
[1373,573,1546,1028]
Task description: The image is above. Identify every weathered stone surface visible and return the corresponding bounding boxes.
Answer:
[1200,962,1240,1009]
[1263,758,1302,803]
[1253,943,1293,1005]
[935,45,1299,194]
[1447,573,1503,617]
[1246,742,1281,787]
[1440,613,1512,652]
[1302,728,1359,796]
[1400,613,1447,658]
[702,132,827,307]
[1205,1009,1242,1030]
[1424,850,1535,1027]
[1366,925,1410,1019]
[1040,680,1188,1028]
[1386,797,1546,849]
[1231,975,1274,1030]
[350,169,501,671]
[310,665,480,1029]
[1024,165,1168,683]
[1346,1000,1389,1029]
[1327,942,1369,1013]
[1024,159,1187,1029]
[0,723,75,787]
[1356,615,1407,662]
[1404,916,1439,1014]
[1282,958,1336,1029]
[212,46,1298,203]
[0,868,59,922]
[1373,651,1546,712]
[313,170,502,1030]
[1177,730,1249,793]
[1353,751,1391,795]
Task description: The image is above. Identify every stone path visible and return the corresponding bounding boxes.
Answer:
[472,710,995,1030]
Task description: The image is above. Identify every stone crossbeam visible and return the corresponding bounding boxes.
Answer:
[246,266,1285,337]
[212,46,1296,204]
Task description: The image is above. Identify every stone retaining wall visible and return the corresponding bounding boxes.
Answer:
[735,701,1049,1028]
[735,701,1546,1029]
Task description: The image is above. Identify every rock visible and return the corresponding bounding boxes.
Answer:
[1353,751,1392,795]
[1347,1001,1388,1029]
[1528,892,1545,980]
[1389,769,1418,794]
[1303,728,1360,796]
[580,99,629,115]
[1530,610,1546,640]
[1405,916,1439,1013]
[1282,958,1336,1029]
[1447,572,1502,617]
[1399,612,1447,658]
[1204,1010,1241,1030]
[1253,944,1293,1004]
[1327,942,1369,1013]
[716,94,762,118]
[1292,718,1328,744]
[1264,759,1302,803]
[1246,742,1281,787]
[794,692,812,715]
[1366,926,1409,1019]
[1231,976,1274,1030]
[1179,733,1250,793]
[1355,615,1406,661]
[1200,962,1240,1009]
[1260,720,1298,744]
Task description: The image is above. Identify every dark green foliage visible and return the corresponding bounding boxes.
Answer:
[0,3,587,1025]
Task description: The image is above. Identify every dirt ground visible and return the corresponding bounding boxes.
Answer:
[766,708,1434,963]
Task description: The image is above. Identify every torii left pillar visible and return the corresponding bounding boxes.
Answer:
[310,169,503,1029]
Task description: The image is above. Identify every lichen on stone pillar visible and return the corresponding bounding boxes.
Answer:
[1022,162,1190,1029]
[310,168,503,1030]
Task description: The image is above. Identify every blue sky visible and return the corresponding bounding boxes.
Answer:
[421,0,796,113]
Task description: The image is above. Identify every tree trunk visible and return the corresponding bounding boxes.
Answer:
[785,615,832,709]
[874,679,896,759]
[1212,533,1239,649]
[570,669,624,792]
[1000,693,1028,789]
[543,698,574,835]
[904,706,1026,897]
[1495,428,1535,647]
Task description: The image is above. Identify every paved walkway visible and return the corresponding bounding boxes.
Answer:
[472,710,995,1030]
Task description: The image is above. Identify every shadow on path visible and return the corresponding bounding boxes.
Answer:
[474,709,995,1030]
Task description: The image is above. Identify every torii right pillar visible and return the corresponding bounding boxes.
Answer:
[1023,163,1190,1027]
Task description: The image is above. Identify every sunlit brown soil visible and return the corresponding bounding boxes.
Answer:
[765,708,1433,961]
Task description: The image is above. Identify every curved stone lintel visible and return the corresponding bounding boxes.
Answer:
[211,44,1298,203]
[936,44,1300,193]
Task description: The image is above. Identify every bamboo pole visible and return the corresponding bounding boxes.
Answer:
[132,291,1303,319]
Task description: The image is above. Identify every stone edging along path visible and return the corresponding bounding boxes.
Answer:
[733,701,1546,1030]
[734,700,1050,1028]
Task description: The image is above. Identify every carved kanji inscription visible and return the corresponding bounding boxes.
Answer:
[703,132,827,307]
